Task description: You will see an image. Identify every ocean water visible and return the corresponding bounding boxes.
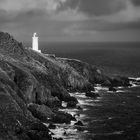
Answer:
[40,42,140,77]
[39,42,140,140]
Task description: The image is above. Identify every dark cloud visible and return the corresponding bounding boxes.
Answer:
[57,0,80,11]
[78,0,125,16]
[131,0,140,6]
[58,0,129,16]
[0,0,140,42]
[69,20,140,32]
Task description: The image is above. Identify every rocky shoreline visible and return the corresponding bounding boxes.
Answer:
[0,32,140,140]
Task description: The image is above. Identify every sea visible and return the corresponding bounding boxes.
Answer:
[40,42,140,77]
[39,42,140,140]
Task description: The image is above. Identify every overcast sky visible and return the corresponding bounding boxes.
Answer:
[0,0,140,42]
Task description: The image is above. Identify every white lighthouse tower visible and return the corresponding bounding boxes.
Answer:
[32,32,41,53]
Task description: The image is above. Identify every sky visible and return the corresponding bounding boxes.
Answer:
[0,0,140,42]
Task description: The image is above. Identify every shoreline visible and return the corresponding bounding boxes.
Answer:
[46,78,140,140]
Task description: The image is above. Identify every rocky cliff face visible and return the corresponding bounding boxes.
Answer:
[0,32,131,140]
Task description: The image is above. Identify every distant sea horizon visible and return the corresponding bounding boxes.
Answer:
[25,41,140,77]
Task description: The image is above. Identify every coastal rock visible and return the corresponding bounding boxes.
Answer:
[66,96,78,108]
[0,79,52,140]
[45,97,61,108]
[101,79,112,87]
[26,122,52,140]
[53,138,63,140]
[48,123,56,129]
[28,103,55,122]
[74,121,84,126]
[85,91,100,98]
[58,58,107,87]
[135,81,140,85]
[129,78,140,86]
[74,113,80,118]
[52,111,76,124]
[67,101,77,108]
[109,87,117,92]
[76,105,83,110]
[110,76,130,87]
[26,129,52,140]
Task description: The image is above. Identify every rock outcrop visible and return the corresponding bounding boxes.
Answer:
[0,32,133,139]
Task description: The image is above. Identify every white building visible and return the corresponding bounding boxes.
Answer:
[32,32,41,53]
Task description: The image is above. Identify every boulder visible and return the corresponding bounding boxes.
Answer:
[135,80,140,85]
[111,76,130,87]
[81,84,95,93]
[28,103,55,122]
[66,96,78,108]
[73,113,80,118]
[85,91,100,98]
[76,105,83,110]
[26,129,52,140]
[109,87,117,92]
[63,131,67,135]
[45,97,61,108]
[101,80,112,87]
[26,123,52,140]
[48,123,56,129]
[29,122,49,131]
[52,111,76,124]
[74,121,84,126]
[67,101,77,108]
[53,138,63,140]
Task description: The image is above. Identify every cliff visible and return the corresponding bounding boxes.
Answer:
[0,32,131,140]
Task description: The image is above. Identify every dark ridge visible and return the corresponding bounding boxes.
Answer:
[0,32,29,59]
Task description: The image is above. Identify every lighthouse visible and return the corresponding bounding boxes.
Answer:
[32,32,41,53]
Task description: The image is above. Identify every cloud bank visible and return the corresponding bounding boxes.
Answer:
[0,0,140,41]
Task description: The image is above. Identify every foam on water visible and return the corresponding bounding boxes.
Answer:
[58,83,140,139]
[129,77,140,88]
[80,114,87,119]
[83,108,89,111]
[58,108,78,118]
[116,90,126,93]
[49,123,81,140]
[86,99,94,102]
[129,77,140,81]
[62,101,67,108]
[107,90,126,93]
[71,121,76,126]
[95,86,108,91]
[78,99,95,106]
[117,86,124,89]
[101,131,124,136]
[83,130,88,133]
[131,83,140,88]
[94,99,101,102]
[70,92,86,98]
[76,94,86,98]
[107,91,116,93]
